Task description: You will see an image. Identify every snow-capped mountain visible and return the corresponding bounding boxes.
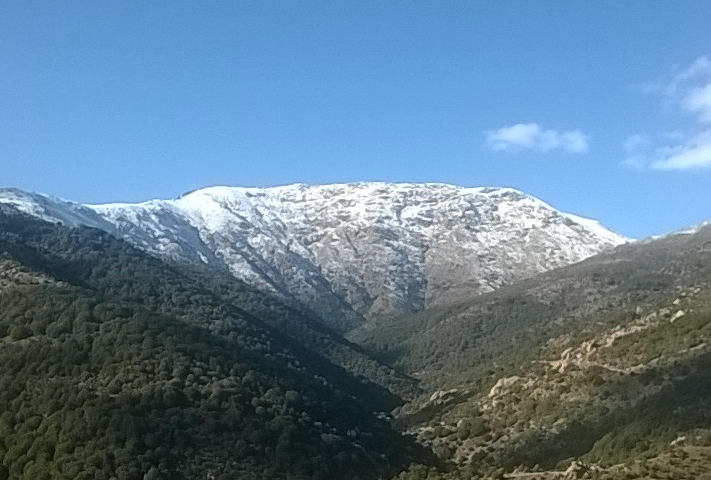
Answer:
[0,183,628,332]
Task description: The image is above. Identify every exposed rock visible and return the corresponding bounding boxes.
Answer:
[562,461,601,479]
[488,376,522,398]
[429,389,460,403]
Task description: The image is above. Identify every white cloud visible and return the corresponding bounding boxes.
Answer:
[486,123,589,154]
[651,143,711,170]
[645,55,711,122]
[623,56,711,171]
[622,130,711,171]
[651,130,711,170]
[642,56,711,96]
[669,56,711,95]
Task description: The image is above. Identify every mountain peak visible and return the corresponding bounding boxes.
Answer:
[0,183,627,331]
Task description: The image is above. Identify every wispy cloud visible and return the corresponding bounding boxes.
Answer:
[684,83,711,123]
[651,131,711,170]
[622,130,711,171]
[485,123,589,154]
[642,55,711,98]
[624,56,711,171]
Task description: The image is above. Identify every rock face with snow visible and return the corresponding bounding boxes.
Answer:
[0,183,627,332]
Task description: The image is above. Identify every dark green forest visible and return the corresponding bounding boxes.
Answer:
[0,207,428,479]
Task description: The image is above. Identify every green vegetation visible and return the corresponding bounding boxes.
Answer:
[5,203,711,480]
[362,227,711,479]
[0,207,428,479]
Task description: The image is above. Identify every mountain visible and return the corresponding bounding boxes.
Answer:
[0,205,430,480]
[0,183,627,333]
[3,184,711,480]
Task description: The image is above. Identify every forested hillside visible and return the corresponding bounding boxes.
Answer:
[0,206,428,480]
[353,226,711,389]
[362,226,711,479]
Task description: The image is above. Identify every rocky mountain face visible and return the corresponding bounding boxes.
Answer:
[0,183,626,332]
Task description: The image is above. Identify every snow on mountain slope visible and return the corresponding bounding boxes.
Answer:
[0,183,628,332]
[0,188,110,229]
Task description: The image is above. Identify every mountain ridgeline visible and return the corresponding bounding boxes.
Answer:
[2,183,711,480]
[0,183,625,333]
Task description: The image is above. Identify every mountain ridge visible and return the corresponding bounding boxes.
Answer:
[0,182,627,332]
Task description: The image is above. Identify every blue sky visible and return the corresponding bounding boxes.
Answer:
[1,2,711,238]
